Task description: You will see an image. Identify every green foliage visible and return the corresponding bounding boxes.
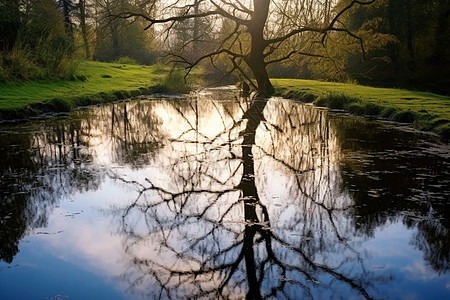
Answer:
[0,47,37,81]
[47,98,72,112]
[93,1,158,64]
[393,111,416,123]
[315,93,361,109]
[364,103,383,116]
[0,0,78,82]
[380,106,398,119]
[155,70,192,94]
[436,123,450,140]
[346,103,366,115]
[307,0,450,94]
[113,57,140,65]
[276,88,317,103]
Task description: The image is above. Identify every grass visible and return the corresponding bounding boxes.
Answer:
[1,65,449,139]
[0,60,195,120]
[273,79,450,139]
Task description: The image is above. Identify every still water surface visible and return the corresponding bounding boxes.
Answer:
[0,87,449,299]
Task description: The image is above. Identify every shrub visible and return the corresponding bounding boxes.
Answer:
[159,70,191,93]
[59,58,81,80]
[436,123,450,140]
[47,98,72,112]
[315,93,359,109]
[113,90,131,100]
[364,103,383,116]
[285,91,316,102]
[301,92,317,103]
[346,102,365,115]
[113,56,139,65]
[129,89,142,97]
[98,92,117,102]
[380,107,398,119]
[393,111,416,123]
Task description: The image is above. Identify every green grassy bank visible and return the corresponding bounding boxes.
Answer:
[273,79,450,140]
[0,60,192,121]
[1,63,449,139]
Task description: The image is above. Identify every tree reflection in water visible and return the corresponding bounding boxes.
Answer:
[110,91,387,299]
[0,101,163,264]
[0,88,448,299]
[0,118,101,263]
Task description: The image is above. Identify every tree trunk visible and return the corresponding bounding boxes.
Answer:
[79,0,90,58]
[245,0,274,96]
[62,0,74,44]
[193,0,200,53]
[110,23,120,59]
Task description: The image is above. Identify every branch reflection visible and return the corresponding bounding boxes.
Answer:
[0,100,164,263]
[0,88,448,299]
[0,118,100,263]
[111,92,389,299]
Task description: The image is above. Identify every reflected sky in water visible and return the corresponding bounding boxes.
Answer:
[0,87,449,299]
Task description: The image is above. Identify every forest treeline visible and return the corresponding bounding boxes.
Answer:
[0,0,158,82]
[0,0,449,94]
[299,0,450,95]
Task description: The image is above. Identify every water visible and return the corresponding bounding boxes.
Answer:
[0,87,449,299]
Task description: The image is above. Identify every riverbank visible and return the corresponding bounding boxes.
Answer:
[1,65,449,139]
[0,61,192,122]
[273,79,450,140]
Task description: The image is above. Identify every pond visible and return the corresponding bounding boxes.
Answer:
[0,87,449,299]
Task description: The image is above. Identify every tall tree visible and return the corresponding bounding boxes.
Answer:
[59,0,75,45]
[92,0,158,63]
[78,0,91,58]
[0,0,21,51]
[321,0,450,93]
[114,0,376,95]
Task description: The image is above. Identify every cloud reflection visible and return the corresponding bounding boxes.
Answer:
[1,87,449,299]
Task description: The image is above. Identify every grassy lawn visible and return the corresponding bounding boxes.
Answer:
[0,60,189,119]
[273,79,450,139]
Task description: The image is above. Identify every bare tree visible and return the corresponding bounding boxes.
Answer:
[112,0,375,95]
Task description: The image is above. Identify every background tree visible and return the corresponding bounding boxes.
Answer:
[0,0,83,81]
[59,0,76,46]
[0,0,77,81]
[114,0,376,95]
[307,0,450,94]
[77,0,91,58]
[92,0,158,63]
[0,0,22,52]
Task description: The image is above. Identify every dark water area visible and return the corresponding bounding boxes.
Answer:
[0,87,449,299]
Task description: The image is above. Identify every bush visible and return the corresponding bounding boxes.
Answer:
[59,58,81,80]
[47,98,72,112]
[346,102,365,115]
[380,107,398,119]
[436,123,450,140]
[113,56,139,65]
[364,103,383,116]
[160,70,191,94]
[315,93,360,109]
[1,43,78,81]
[98,92,117,102]
[113,90,131,100]
[393,111,416,123]
[130,89,142,97]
